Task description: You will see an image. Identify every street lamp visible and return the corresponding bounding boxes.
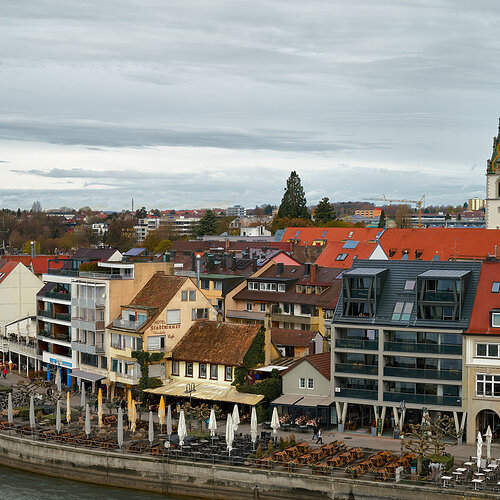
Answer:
[398,401,406,457]
[185,383,196,405]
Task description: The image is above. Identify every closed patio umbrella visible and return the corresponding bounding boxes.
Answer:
[29,395,35,430]
[477,431,483,469]
[225,413,234,454]
[55,369,61,393]
[66,391,71,424]
[7,392,13,425]
[97,388,103,428]
[271,407,280,436]
[232,404,240,434]
[148,411,154,446]
[158,396,165,430]
[117,407,124,448]
[80,381,86,409]
[130,400,137,434]
[56,399,61,434]
[208,408,217,438]
[85,404,91,437]
[486,426,493,462]
[127,390,132,416]
[250,406,258,445]
[177,409,187,448]
[166,404,172,439]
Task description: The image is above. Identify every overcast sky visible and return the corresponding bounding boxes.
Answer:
[2,0,500,210]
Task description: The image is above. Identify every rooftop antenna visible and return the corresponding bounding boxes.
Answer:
[131,198,134,214]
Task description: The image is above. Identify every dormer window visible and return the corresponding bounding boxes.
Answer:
[492,282,500,293]
[492,312,500,328]
[342,267,388,317]
[296,285,303,293]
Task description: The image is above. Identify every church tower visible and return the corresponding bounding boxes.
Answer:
[485,119,500,229]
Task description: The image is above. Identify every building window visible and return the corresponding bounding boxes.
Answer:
[404,280,416,291]
[185,362,193,377]
[172,360,179,376]
[296,285,303,293]
[299,377,306,389]
[492,313,500,328]
[199,363,207,378]
[192,308,208,320]
[210,364,218,380]
[213,281,222,291]
[100,356,107,370]
[246,302,253,311]
[249,282,258,290]
[225,366,233,381]
[278,284,286,292]
[492,282,500,293]
[476,373,500,397]
[260,303,266,312]
[307,378,314,389]
[167,309,181,325]
[81,353,98,367]
[201,280,210,290]
[477,343,500,358]
[189,290,196,301]
[181,291,188,301]
[336,253,348,261]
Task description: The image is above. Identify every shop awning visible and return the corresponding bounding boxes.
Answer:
[254,365,289,373]
[271,395,304,405]
[294,396,332,407]
[70,370,106,382]
[145,381,264,405]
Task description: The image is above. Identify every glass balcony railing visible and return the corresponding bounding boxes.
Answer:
[335,363,378,375]
[422,291,455,302]
[383,392,461,407]
[349,290,372,299]
[38,310,52,318]
[55,313,71,322]
[45,291,71,300]
[336,338,378,350]
[384,342,461,355]
[336,388,378,400]
[112,318,147,330]
[384,366,462,381]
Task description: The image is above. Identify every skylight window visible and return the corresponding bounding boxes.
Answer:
[343,240,359,249]
[493,282,500,293]
[336,253,348,261]
[401,303,413,321]
[295,230,300,237]
[348,231,353,238]
[321,231,327,237]
[392,302,413,321]
[404,280,416,291]
[392,302,404,321]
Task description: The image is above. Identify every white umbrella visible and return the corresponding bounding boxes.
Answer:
[80,381,86,409]
[166,404,172,438]
[225,413,234,454]
[29,395,35,430]
[56,399,61,434]
[85,404,91,436]
[477,431,483,469]
[271,407,280,436]
[148,411,154,446]
[232,404,240,433]
[208,408,217,438]
[55,369,61,393]
[486,426,493,462]
[177,409,187,447]
[7,392,13,425]
[117,407,124,448]
[250,406,258,445]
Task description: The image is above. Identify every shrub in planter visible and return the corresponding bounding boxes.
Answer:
[429,454,454,470]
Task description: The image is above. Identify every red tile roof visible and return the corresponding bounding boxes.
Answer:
[172,321,261,366]
[314,241,377,268]
[2,255,70,274]
[282,227,381,246]
[271,328,318,347]
[282,352,331,380]
[129,274,187,308]
[0,262,20,283]
[466,261,500,335]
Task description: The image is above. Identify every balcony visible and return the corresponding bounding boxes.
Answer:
[55,313,71,322]
[384,342,461,355]
[271,313,317,324]
[336,388,378,400]
[383,392,461,407]
[45,291,71,301]
[225,310,265,321]
[112,318,147,331]
[47,269,78,277]
[335,363,378,376]
[38,310,52,319]
[38,329,51,338]
[335,338,378,350]
[384,366,462,381]
[423,291,455,302]
[79,271,128,280]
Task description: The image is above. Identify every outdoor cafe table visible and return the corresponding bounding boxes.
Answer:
[464,462,474,467]
[472,479,484,490]
[456,468,467,472]
[474,472,485,477]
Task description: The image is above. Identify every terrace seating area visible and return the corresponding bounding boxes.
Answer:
[436,460,500,492]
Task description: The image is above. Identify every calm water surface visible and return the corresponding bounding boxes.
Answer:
[0,465,200,499]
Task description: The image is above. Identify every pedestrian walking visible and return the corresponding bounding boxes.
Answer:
[312,424,319,441]
[316,428,323,445]
[2,367,7,379]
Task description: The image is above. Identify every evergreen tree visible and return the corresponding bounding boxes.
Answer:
[314,197,336,224]
[197,210,217,236]
[277,171,310,220]
[378,210,386,228]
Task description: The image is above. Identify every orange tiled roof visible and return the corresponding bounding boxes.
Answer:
[281,227,381,246]
[129,273,187,308]
[314,241,377,268]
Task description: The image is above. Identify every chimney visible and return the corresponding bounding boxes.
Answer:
[190,253,196,271]
[311,264,317,283]
[231,255,236,271]
[252,256,258,272]
[277,262,284,276]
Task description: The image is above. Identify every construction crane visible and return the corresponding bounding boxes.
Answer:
[364,194,426,228]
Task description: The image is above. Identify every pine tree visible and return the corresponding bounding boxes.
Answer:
[197,210,217,236]
[277,171,310,220]
[378,210,386,228]
[314,197,336,224]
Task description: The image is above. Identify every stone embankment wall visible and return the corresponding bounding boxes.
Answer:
[0,432,495,500]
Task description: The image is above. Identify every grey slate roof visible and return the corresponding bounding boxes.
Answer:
[333,259,482,330]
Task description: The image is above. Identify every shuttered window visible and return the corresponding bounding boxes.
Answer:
[167,309,180,324]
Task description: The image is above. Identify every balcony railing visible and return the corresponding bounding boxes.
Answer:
[95,342,104,353]
[45,291,71,301]
[384,342,462,355]
[336,338,378,350]
[38,329,52,338]
[47,269,78,277]
[383,392,461,407]
[38,310,52,318]
[55,313,71,322]
[384,366,462,381]
[112,318,147,331]
[422,291,455,302]
[335,363,378,375]
[336,388,378,400]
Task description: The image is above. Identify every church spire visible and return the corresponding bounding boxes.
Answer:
[487,118,500,174]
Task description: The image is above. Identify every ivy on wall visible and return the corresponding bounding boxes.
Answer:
[132,349,164,403]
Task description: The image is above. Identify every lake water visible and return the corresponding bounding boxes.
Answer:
[0,465,199,499]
